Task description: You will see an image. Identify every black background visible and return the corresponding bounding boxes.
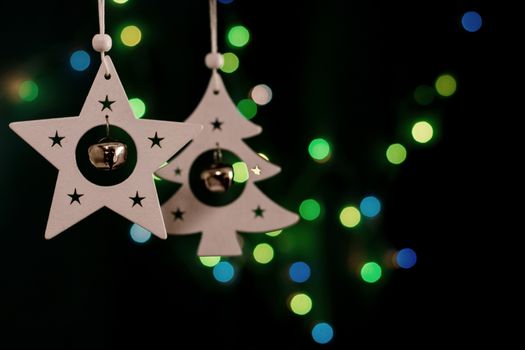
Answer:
[0,0,505,348]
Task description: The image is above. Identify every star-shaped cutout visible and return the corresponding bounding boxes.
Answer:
[253,205,265,218]
[251,165,261,175]
[129,191,145,207]
[49,131,65,147]
[68,188,84,205]
[148,132,165,148]
[99,95,115,111]
[174,167,182,176]
[211,118,223,130]
[172,208,185,221]
[9,56,202,240]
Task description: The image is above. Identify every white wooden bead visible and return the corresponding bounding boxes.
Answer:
[205,53,224,69]
[92,34,112,53]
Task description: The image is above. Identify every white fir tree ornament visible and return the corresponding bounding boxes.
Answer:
[9,0,202,239]
[156,0,298,256]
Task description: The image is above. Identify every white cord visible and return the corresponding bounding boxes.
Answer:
[209,0,220,92]
[97,0,111,76]
[210,0,218,54]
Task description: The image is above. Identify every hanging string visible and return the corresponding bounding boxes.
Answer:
[209,0,218,54]
[92,0,112,77]
[207,0,221,93]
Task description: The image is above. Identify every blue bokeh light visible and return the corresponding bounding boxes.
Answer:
[70,50,91,71]
[129,224,151,244]
[396,248,417,269]
[461,11,482,32]
[312,322,334,344]
[213,261,235,283]
[289,261,311,283]
[218,0,234,4]
[360,196,381,218]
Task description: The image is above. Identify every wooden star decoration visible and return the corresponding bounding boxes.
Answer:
[9,57,202,240]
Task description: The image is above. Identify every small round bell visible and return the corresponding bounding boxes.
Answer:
[88,138,128,170]
[201,144,233,192]
[201,163,234,192]
[88,116,128,171]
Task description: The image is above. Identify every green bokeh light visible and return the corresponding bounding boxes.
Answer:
[113,0,128,4]
[299,199,321,221]
[412,121,434,143]
[308,138,331,161]
[339,206,361,228]
[18,80,39,102]
[227,25,250,48]
[232,162,249,183]
[435,74,457,97]
[414,85,435,105]
[360,262,382,283]
[199,256,221,267]
[386,143,407,165]
[290,293,313,315]
[129,98,146,119]
[237,99,257,119]
[220,52,239,73]
[266,230,282,237]
[253,243,274,264]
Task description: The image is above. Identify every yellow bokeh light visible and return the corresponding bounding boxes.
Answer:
[289,293,312,315]
[253,243,274,264]
[412,121,434,143]
[435,74,457,97]
[339,206,361,228]
[266,230,282,237]
[121,25,142,47]
[199,256,221,267]
[258,153,269,161]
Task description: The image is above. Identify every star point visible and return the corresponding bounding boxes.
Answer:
[251,165,261,175]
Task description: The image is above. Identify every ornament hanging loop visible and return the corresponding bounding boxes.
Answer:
[213,142,223,163]
[105,115,110,138]
[92,0,112,78]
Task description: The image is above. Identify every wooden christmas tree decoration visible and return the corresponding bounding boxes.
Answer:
[155,1,298,256]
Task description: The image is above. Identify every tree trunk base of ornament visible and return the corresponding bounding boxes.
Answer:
[197,230,242,256]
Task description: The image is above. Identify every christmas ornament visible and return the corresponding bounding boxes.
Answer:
[9,0,202,239]
[156,0,298,256]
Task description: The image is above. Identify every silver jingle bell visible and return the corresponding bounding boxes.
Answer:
[88,138,128,171]
[200,163,234,193]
